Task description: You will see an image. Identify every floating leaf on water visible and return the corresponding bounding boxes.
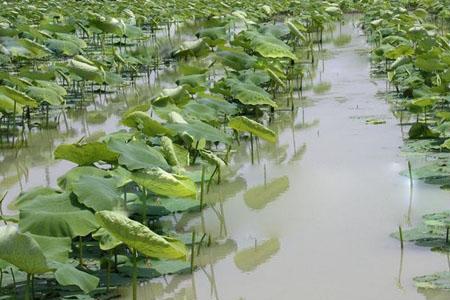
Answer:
[366,118,386,125]
[414,272,450,290]
[53,262,100,293]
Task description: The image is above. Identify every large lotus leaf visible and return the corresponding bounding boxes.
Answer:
[129,197,199,216]
[0,94,24,114]
[244,176,289,209]
[216,48,257,71]
[196,26,227,41]
[423,211,450,228]
[89,16,126,36]
[54,142,119,165]
[131,168,197,198]
[228,80,277,107]
[46,39,82,56]
[182,102,217,122]
[29,233,72,263]
[0,37,52,59]
[197,95,238,116]
[238,69,271,86]
[229,116,277,143]
[95,211,187,259]
[414,272,450,289]
[26,86,63,105]
[55,33,87,49]
[151,259,190,276]
[34,80,67,96]
[0,85,38,107]
[71,175,122,211]
[19,192,98,238]
[408,123,439,139]
[67,59,104,83]
[57,166,109,190]
[122,111,174,137]
[172,39,208,58]
[416,57,446,73]
[250,33,296,60]
[390,224,445,242]
[53,262,99,293]
[166,120,231,144]
[199,149,226,168]
[234,239,280,272]
[8,186,57,210]
[0,225,52,274]
[108,139,169,171]
[176,74,206,88]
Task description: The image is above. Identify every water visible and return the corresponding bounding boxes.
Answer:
[2,16,450,300]
[120,18,450,300]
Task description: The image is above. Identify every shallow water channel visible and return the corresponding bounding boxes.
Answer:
[2,16,450,300]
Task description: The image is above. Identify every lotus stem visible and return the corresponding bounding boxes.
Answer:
[264,164,267,187]
[190,230,196,273]
[25,273,31,300]
[250,133,254,164]
[407,161,413,188]
[132,248,138,300]
[200,165,206,210]
[207,166,218,193]
[31,274,35,299]
[79,236,84,267]
[10,268,16,295]
[447,227,449,244]
[225,145,232,164]
[207,234,212,247]
[107,250,112,293]
[398,226,404,249]
[197,233,206,255]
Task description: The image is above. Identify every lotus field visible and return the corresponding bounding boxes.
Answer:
[0,0,450,299]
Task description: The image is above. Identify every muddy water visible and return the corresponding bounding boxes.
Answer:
[122,18,450,300]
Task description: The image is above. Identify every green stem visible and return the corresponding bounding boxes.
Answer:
[10,268,16,295]
[25,273,31,300]
[200,166,205,211]
[190,230,196,273]
[132,248,137,300]
[79,236,84,267]
[398,226,404,249]
[250,133,254,164]
[107,250,112,293]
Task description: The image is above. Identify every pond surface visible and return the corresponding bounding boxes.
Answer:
[121,17,450,300]
[2,16,450,300]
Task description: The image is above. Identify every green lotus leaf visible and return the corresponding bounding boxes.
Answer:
[0,94,24,114]
[0,225,52,274]
[229,116,277,143]
[131,168,197,198]
[26,86,63,105]
[0,85,38,107]
[414,272,450,289]
[227,79,277,107]
[67,58,104,83]
[95,210,187,259]
[46,39,82,56]
[71,175,122,211]
[408,123,439,139]
[160,136,179,166]
[29,233,72,263]
[166,120,231,144]
[54,142,119,165]
[8,186,57,210]
[57,166,109,190]
[199,149,226,167]
[53,262,100,293]
[19,192,98,238]
[234,239,280,272]
[108,139,170,171]
[92,227,123,251]
[216,48,257,71]
[122,111,174,137]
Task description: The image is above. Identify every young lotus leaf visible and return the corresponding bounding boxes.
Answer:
[229,116,277,143]
[19,192,98,238]
[0,225,52,274]
[244,176,289,209]
[234,239,280,272]
[52,262,100,293]
[131,168,197,198]
[71,175,122,211]
[108,139,170,171]
[54,142,119,165]
[166,120,231,144]
[0,85,38,107]
[122,111,174,137]
[95,210,187,259]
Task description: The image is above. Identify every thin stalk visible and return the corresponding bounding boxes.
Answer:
[250,133,254,164]
[79,236,84,267]
[10,268,16,295]
[132,248,138,300]
[190,230,196,273]
[399,226,404,249]
[197,233,207,256]
[25,273,31,300]
[207,166,218,193]
[407,161,413,188]
[107,250,112,293]
[447,227,449,244]
[200,165,205,211]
